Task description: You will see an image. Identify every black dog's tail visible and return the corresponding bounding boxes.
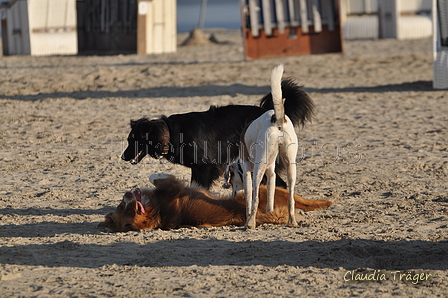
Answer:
[259,78,315,128]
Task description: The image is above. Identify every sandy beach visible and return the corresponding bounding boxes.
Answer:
[1,30,447,297]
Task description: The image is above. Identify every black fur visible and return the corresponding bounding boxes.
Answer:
[122,79,315,189]
[260,78,314,128]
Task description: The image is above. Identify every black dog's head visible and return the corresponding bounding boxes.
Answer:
[121,118,170,164]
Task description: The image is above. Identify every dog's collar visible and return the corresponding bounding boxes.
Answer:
[161,144,169,155]
[160,122,170,156]
[133,188,146,214]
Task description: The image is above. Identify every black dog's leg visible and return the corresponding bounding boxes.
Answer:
[260,174,287,189]
[193,164,285,189]
[275,174,287,188]
[191,165,223,189]
[191,168,200,186]
[274,158,288,188]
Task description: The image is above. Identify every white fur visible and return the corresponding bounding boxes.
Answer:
[123,193,135,205]
[123,187,153,208]
[224,161,244,197]
[149,172,173,184]
[271,64,285,128]
[240,64,299,229]
[139,187,153,205]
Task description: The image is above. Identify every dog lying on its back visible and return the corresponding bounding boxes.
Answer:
[98,174,336,232]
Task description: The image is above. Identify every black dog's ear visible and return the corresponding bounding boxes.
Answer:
[144,119,170,146]
[129,118,169,143]
[137,121,153,139]
[130,118,153,139]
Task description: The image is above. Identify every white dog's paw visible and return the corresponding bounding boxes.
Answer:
[149,173,174,184]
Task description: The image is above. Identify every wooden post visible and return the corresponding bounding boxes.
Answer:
[323,0,335,31]
[261,0,272,36]
[299,0,309,33]
[137,0,176,55]
[288,0,297,26]
[275,0,286,34]
[198,0,207,29]
[433,0,448,89]
[1,9,8,55]
[248,0,260,37]
[378,0,399,39]
[311,0,322,32]
[137,0,147,54]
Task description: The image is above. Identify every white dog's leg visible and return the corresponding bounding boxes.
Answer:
[283,141,298,227]
[242,163,253,221]
[241,161,253,221]
[286,163,298,227]
[246,161,267,229]
[265,162,276,213]
[262,130,278,214]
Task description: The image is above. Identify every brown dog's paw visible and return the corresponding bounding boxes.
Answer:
[327,194,340,205]
[149,173,175,184]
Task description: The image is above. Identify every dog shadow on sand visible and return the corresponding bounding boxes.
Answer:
[0,80,434,102]
[0,222,446,271]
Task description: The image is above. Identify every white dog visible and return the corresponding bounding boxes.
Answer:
[240,64,299,229]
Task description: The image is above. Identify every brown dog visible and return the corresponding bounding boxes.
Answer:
[98,175,336,232]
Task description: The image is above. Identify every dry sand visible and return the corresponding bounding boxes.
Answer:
[0,30,447,297]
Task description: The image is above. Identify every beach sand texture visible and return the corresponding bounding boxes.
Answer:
[1,31,447,296]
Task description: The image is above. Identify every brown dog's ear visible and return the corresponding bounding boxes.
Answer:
[120,191,137,216]
[123,191,134,202]
[98,213,113,228]
[121,201,136,217]
[98,220,110,228]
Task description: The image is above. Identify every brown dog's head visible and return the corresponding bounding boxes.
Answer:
[98,189,152,232]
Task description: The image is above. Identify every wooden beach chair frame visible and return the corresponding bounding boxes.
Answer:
[241,0,343,59]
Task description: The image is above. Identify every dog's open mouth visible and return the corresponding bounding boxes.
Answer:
[130,151,143,164]
[133,188,146,214]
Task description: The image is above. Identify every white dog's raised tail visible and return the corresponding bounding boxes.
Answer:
[271,64,285,128]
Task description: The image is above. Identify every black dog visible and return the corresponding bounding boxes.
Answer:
[122,79,314,189]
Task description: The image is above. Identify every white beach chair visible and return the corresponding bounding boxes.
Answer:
[433,0,448,89]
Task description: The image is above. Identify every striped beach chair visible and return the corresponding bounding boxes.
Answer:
[433,0,448,89]
[241,0,343,59]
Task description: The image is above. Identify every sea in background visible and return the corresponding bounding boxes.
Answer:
[177,0,241,32]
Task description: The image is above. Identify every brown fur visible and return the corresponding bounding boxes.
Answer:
[98,176,335,232]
